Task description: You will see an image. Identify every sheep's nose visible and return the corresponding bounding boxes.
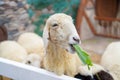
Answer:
[73,37,80,43]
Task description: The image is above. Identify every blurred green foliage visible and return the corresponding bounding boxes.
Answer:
[27,0,80,36]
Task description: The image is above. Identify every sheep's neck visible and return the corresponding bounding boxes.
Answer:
[46,42,68,60]
[44,42,78,76]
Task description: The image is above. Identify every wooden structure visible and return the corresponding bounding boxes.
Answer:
[76,0,120,39]
[0,26,7,42]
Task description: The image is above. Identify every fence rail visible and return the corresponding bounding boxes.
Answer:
[0,58,80,80]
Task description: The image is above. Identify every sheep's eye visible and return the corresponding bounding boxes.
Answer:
[52,23,58,27]
[27,61,31,64]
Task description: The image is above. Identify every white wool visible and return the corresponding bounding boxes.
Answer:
[109,64,120,80]
[0,41,27,62]
[43,26,49,50]
[91,64,104,74]
[79,64,104,76]
[79,65,93,76]
[101,42,120,79]
[24,53,41,67]
[110,72,119,80]
[17,32,44,57]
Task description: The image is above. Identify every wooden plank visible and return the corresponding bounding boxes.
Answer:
[0,76,2,80]
[1,76,11,80]
[0,58,80,80]
[0,75,11,80]
[95,16,120,22]
[96,33,120,39]
[75,0,88,36]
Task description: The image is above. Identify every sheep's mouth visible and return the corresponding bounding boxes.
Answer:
[66,44,76,53]
[70,44,75,51]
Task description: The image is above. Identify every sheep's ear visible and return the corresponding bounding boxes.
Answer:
[43,25,49,50]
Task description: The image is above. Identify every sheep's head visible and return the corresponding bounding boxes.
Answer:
[24,53,41,67]
[43,13,80,53]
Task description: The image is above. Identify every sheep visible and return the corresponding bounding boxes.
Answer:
[43,13,114,79]
[43,13,81,76]
[17,32,44,57]
[101,42,120,79]
[23,53,42,67]
[0,39,42,68]
[0,41,27,62]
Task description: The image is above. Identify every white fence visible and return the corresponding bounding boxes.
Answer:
[0,58,80,80]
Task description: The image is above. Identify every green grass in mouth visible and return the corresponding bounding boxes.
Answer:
[73,44,93,70]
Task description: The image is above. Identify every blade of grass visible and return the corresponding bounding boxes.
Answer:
[73,44,93,69]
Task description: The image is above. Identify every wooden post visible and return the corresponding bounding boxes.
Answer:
[75,0,88,36]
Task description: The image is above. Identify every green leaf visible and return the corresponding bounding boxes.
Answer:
[73,44,93,69]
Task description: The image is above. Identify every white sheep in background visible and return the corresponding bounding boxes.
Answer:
[43,13,114,79]
[0,40,42,67]
[17,32,44,57]
[0,41,27,62]
[24,53,42,68]
[101,42,120,79]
